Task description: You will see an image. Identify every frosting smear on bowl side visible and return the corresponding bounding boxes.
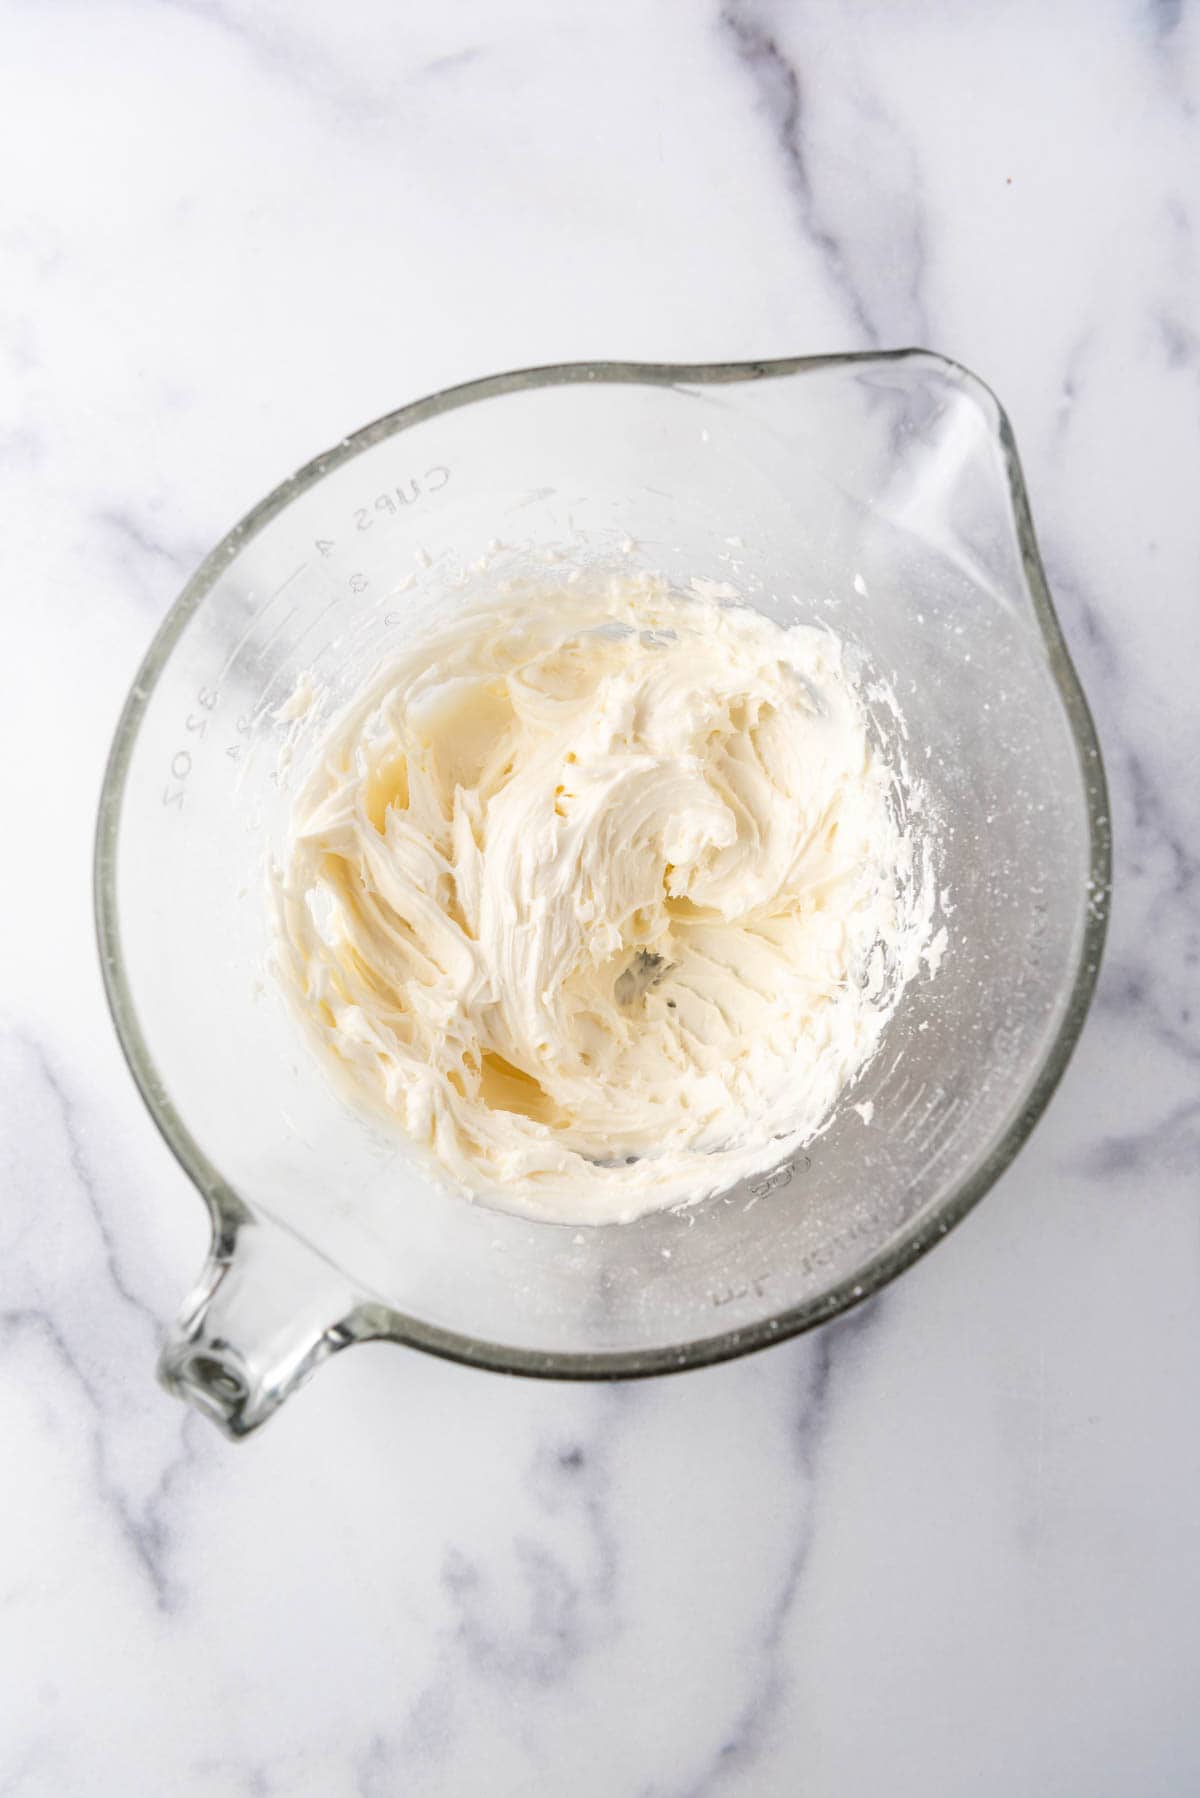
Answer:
[271,578,938,1223]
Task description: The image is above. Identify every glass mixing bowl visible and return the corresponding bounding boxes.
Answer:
[95,352,1110,1437]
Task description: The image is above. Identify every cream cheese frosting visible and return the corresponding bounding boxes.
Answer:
[271,577,938,1224]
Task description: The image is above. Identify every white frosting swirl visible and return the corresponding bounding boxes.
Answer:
[272,579,937,1223]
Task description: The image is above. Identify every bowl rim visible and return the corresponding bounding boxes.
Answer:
[94,348,1112,1384]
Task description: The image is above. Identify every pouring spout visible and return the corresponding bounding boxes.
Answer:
[159,1211,369,1438]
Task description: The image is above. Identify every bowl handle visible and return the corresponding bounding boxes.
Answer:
[159,1211,372,1438]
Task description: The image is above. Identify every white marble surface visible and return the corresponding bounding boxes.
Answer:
[2,1,1198,1791]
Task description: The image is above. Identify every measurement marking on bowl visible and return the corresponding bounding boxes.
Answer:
[710,1273,772,1308]
[925,1090,964,1139]
[792,1210,882,1283]
[912,1090,966,1157]
[250,592,346,720]
[748,1160,800,1202]
[253,605,299,666]
[350,466,451,533]
[891,1078,929,1134]
[916,1106,976,1184]
[217,561,309,681]
[900,1085,964,1146]
[162,566,309,806]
